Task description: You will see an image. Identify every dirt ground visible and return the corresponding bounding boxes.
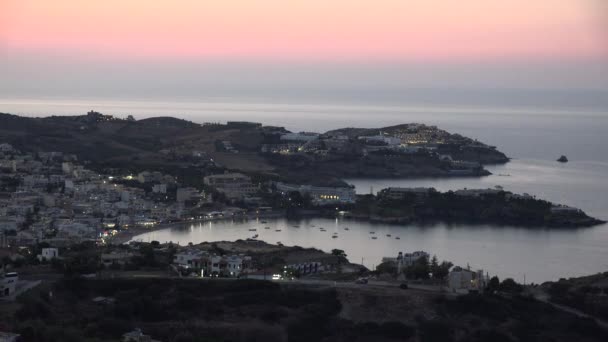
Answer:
[337,286,439,323]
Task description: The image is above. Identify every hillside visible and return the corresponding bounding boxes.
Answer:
[0,112,508,182]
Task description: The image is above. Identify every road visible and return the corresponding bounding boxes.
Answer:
[528,288,608,331]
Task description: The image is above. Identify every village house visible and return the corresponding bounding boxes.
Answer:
[448,266,488,293]
[37,247,59,262]
[382,251,430,273]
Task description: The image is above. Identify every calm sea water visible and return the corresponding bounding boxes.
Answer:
[2,97,607,283]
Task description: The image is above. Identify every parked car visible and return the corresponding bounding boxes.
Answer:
[355,278,368,284]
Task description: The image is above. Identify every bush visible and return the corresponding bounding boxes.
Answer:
[499,278,523,294]
[419,320,453,342]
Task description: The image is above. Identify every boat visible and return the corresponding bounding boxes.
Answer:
[332,235,338,239]
[264,227,270,229]
[395,237,400,240]
[369,232,375,234]
[371,236,378,240]
[252,234,259,238]
[557,155,568,163]
[248,228,257,231]
[386,234,391,237]
[261,220,268,224]
[344,227,349,231]
[292,225,300,228]
[275,229,282,232]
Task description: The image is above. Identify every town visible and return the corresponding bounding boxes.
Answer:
[1,113,607,341]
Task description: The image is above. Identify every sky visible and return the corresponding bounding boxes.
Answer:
[1,0,607,106]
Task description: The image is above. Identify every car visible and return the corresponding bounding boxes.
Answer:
[399,283,409,290]
[355,278,368,284]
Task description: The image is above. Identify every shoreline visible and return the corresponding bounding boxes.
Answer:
[108,212,287,245]
[109,209,606,247]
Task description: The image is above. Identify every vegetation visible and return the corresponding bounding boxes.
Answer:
[6,277,607,342]
[544,272,608,320]
[350,190,604,227]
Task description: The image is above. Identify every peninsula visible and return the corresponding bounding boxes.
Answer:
[0,111,508,185]
[345,187,605,227]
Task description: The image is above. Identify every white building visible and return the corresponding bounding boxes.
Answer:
[204,173,259,199]
[0,272,18,297]
[0,143,16,153]
[37,248,59,262]
[448,266,488,293]
[382,251,430,273]
[152,184,167,194]
[275,182,356,205]
[62,162,74,175]
[173,249,207,268]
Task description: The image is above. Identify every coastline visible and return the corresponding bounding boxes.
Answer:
[107,211,287,245]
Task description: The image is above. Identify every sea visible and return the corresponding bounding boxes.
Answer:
[2,96,607,283]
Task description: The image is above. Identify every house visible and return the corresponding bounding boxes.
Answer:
[204,173,259,199]
[152,184,167,194]
[37,247,59,261]
[173,249,207,269]
[382,251,430,273]
[0,271,18,297]
[448,266,488,293]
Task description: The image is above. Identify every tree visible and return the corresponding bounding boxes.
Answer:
[405,256,430,279]
[430,255,439,269]
[433,261,453,280]
[331,249,347,258]
[486,276,500,293]
[499,278,523,293]
[376,261,398,275]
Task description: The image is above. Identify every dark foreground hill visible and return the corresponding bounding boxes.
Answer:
[3,277,606,342]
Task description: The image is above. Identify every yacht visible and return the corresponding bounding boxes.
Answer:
[371,236,378,240]
[395,237,400,240]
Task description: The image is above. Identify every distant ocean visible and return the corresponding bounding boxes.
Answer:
[3,97,608,282]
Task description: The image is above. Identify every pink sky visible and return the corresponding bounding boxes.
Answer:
[2,0,607,62]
